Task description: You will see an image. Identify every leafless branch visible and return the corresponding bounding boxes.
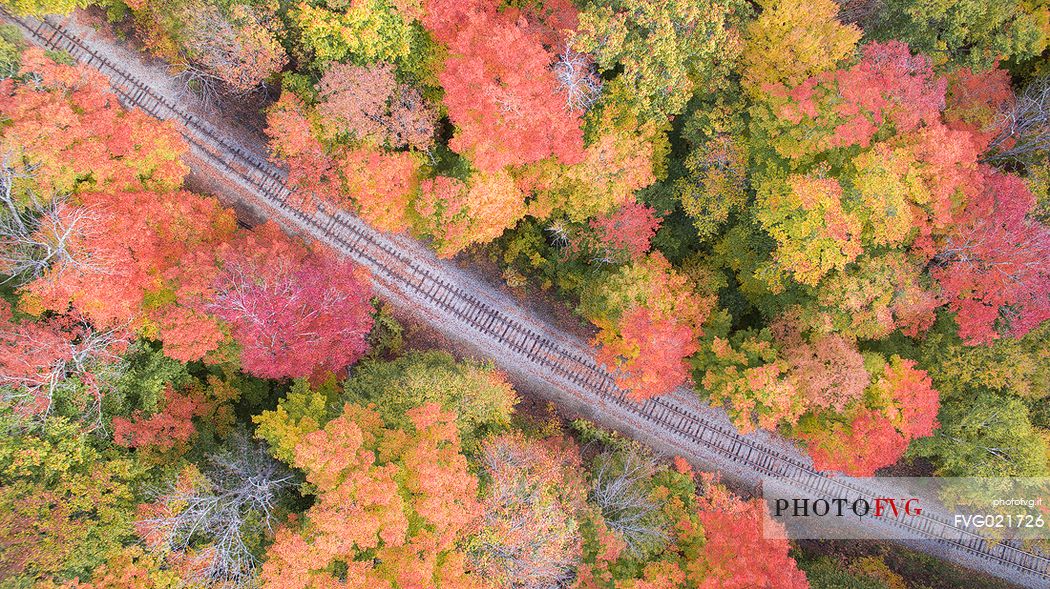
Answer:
[0,199,113,286]
[175,62,229,110]
[984,76,1050,166]
[553,44,602,112]
[139,436,293,587]
[0,317,130,428]
[589,450,667,556]
[546,220,571,248]
[0,151,36,235]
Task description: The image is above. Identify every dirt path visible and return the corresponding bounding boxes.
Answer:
[5,11,1046,588]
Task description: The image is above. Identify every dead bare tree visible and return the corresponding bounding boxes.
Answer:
[0,200,112,285]
[58,323,129,430]
[546,220,572,248]
[0,150,114,286]
[138,436,294,588]
[589,449,668,557]
[0,151,125,426]
[0,151,41,234]
[175,62,228,111]
[984,76,1050,166]
[553,44,602,112]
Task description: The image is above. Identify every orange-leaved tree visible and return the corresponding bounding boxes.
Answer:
[0,48,187,206]
[22,189,236,362]
[259,402,483,589]
[423,0,585,172]
[579,253,715,398]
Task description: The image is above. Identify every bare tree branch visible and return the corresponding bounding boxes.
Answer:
[553,44,602,113]
[589,450,668,556]
[984,76,1050,166]
[139,436,294,588]
[0,199,113,286]
[0,316,130,428]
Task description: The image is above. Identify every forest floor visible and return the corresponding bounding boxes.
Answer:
[30,11,1038,588]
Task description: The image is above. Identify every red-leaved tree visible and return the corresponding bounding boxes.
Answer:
[801,409,909,477]
[765,41,947,159]
[23,190,235,363]
[879,357,940,440]
[830,41,946,149]
[584,253,715,399]
[588,201,662,261]
[210,223,374,378]
[423,0,585,171]
[694,488,811,589]
[265,92,343,213]
[933,168,1050,344]
[112,386,203,451]
[597,307,698,399]
[800,356,939,476]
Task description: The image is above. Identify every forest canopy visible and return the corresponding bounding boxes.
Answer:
[0,0,1048,587]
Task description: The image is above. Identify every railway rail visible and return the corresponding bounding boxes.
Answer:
[4,11,1048,587]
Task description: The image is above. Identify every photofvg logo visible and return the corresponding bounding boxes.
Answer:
[773,495,923,519]
[760,476,1050,541]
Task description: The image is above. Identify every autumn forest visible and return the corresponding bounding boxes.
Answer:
[0,0,1048,587]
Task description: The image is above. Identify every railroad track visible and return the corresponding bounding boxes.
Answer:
[4,12,1048,587]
